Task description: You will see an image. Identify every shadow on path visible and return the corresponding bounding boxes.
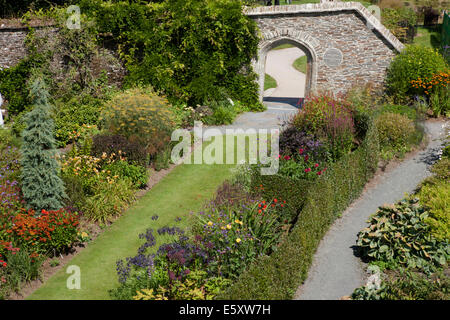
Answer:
[263,96,303,108]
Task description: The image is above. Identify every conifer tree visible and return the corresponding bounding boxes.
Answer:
[20,78,66,213]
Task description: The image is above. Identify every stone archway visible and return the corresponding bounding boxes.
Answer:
[254,30,320,102]
[246,2,405,102]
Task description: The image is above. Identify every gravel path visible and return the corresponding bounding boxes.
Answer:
[203,48,304,137]
[265,47,306,102]
[294,120,448,300]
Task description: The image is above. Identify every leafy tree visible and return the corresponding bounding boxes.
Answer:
[20,78,66,213]
[78,0,262,108]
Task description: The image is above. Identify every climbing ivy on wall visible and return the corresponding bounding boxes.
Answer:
[77,0,262,108]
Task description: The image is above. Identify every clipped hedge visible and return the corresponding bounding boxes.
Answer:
[250,173,313,223]
[218,121,380,299]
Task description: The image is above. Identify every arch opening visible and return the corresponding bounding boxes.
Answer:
[256,36,317,107]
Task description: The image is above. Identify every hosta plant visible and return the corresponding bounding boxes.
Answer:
[357,198,449,272]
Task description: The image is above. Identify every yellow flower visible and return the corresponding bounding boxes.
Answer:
[236,238,241,243]
[226,224,231,230]
[235,219,243,225]
[207,221,213,227]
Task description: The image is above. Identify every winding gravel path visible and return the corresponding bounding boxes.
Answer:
[264,47,306,101]
[294,120,448,300]
[203,48,305,137]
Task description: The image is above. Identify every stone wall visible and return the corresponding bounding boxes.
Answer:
[0,27,28,69]
[246,2,405,100]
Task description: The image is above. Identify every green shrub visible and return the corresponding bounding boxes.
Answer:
[194,199,288,280]
[380,270,450,300]
[356,198,449,272]
[153,144,172,171]
[100,88,176,158]
[352,269,450,300]
[418,178,450,242]
[82,177,135,222]
[341,85,379,143]
[430,157,450,180]
[62,175,86,213]
[203,100,237,125]
[60,152,137,221]
[379,104,417,121]
[91,134,148,167]
[386,45,448,102]
[0,57,39,116]
[218,122,380,299]
[381,7,417,44]
[429,85,450,118]
[443,145,450,159]
[292,94,355,161]
[375,112,415,153]
[77,0,261,109]
[0,127,21,151]
[103,160,148,189]
[53,97,103,147]
[133,269,232,300]
[0,248,44,299]
[250,173,313,223]
[411,71,450,117]
[66,124,100,158]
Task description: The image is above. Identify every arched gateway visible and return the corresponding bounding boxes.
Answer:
[245,2,405,101]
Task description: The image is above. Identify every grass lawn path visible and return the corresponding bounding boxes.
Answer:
[28,163,235,300]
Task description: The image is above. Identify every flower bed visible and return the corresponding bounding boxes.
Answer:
[110,90,387,300]
[218,121,380,299]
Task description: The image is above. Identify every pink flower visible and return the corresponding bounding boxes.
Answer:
[299,148,304,154]
[304,168,311,173]
[314,163,319,168]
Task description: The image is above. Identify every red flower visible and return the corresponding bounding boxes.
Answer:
[304,168,311,173]
[317,171,322,175]
[274,199,278,203]
[284,155,291,160]
[314,163,319,168]
[299,148,304,154]
[258,209,262,214]
[304,155,309,162]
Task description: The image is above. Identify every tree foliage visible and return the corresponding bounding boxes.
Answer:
[20,78,66,212]
[78,0,261,108]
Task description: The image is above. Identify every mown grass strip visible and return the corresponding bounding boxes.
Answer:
[27,162,235,300]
